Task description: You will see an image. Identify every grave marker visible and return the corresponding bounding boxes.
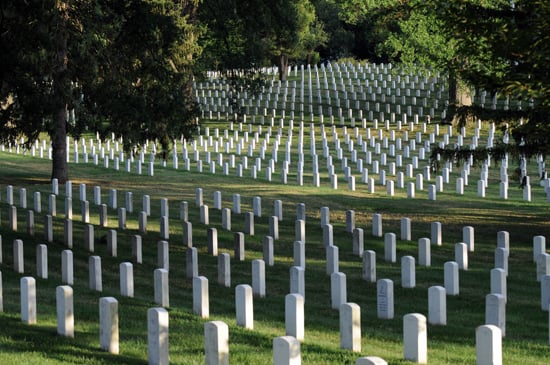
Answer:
[99,297,119,354]
[463,226,475,252]
[186,247,199,278]
[148,307,169,365]
[154,268,169,307]
[84,224,94,252]
[476,325,502,365]
[400,217,411,241]
[201,205,210,225]
[355,357,388,365]
[21,277,36,324]
[384,233,396,263]
[444,261,459,295]
[193,276,209,318]
[107,229,117,257]
[403,313,427,364]
[236,284,253,329]
[428,286,446,325]
[217,253,231,287]
[61,250,73,285]
[401,256,415,288]
[485,293,506,337]
[377,279,394,319]
[491,268,507,302]
[263,236,274,266]
[273,336,301,365]
[89,256,102,291]
[362,250,376,282]
[26,210,34,236]
[340,302,361,352]
[157,240,169,270]
[44,215,53,243]
[270,216,279,240]
[56,285,74,337]
[131,235,142,264]
[294,241,306,269]
[244,212,255,235]
[431,222,442,246]
[234,232,245,261]
[252,259,266,297]
[372,213,383,237]
[331,272,347,310]
[455,242,468,270]
[36,244,48,279]
[205,321,229,365]
[326,245,339,275]
[13,239,24,273]
[208,228,218,256]
[285,293,305,342]
[418,238,431,266]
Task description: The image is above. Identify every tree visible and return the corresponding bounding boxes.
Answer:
[270,0,326,81]
[0,0,200,183]
[198,0,268,121]
[427,0,550,168]
[247,0,325,81]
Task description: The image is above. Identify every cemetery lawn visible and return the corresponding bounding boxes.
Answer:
[0,122,549,364]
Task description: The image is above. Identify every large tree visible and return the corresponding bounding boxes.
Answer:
[0,0,200,183]
[265,0,326,81]
[427,0,550,166]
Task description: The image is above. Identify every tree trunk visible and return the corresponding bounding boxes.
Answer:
[445,67,459,124]
[51,108,68,183]
[51,2,69,184]
[446,65,472,126]
[278,54,289,81]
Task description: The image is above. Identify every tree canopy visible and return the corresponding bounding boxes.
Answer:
[427,0,550,165]
[1,0,549,181]
[0,0,201,183]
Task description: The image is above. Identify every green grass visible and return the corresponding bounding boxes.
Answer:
[0,117,549,364]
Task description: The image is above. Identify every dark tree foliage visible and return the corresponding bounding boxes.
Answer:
[0,0,200,182]
[429,0,550,169]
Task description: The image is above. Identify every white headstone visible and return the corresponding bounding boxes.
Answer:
[444,261,459,295]
[154,268,169,307]
[338,302,361,352]
[21,276,36,324]
[273,336,301,365]
[285,294,304,342]
[236,284,253,329]
[485,293,506,337]
[148,307,169,365]
[205,321,229,365]
[56,285,74,337]
[455,242,468,270]
[384,233,396,263]
[401,256,415,288]
[252,259,266,297]
[476,325,502,365]
[99,297,119,354]
[89,256,102,291]
[403,313,427,364]
[418,238,431,267]
[428,286,446,325]
[120,262,134,297]
[377,279,394,319]
[331,272,347,310]
[186,247,198,279]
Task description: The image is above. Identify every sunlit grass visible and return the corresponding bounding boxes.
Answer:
[0,117,549,364]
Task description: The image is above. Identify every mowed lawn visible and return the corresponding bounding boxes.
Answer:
[0,117,549,364]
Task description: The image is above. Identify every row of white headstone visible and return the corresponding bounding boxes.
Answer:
[2,119,549,204]
[3,181,547,363]
[197,61,522,124]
